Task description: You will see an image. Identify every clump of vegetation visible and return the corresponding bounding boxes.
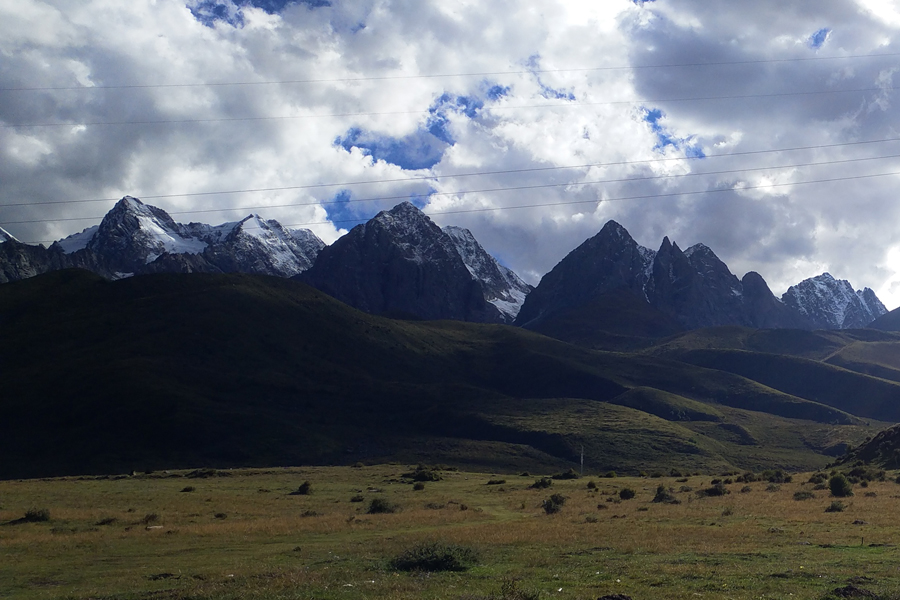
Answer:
[413,482,426,491]
[487,479,506,486]
[829,474,854,498]
[736,471,758,483]
[722,506,734,516]
[652,485,680,504]
[367,498,400,514]
[605,471,617,478]
[95,517,117,526]
[793,491,816,501]
[766,484,781,492]
[542,493,567,514]
[740,486,752,493]
[552,468,580,480]
[493,578,541,600]
[529,477,553,490]
[762,470,792,483]
[301,509,318,517]
[214,512,227,519]
[290,481,312,496]
[180,486,196,493]
[619,488,636,500]
[389,542,478,572]
[402,465,442,482]
[23,508,50,522]
[141,513,159,525]
[350,494,365,502]
[699,483,730,497]
[808,472,828,485]
[586,480,597,489]
[847,466,885,483]
[825,501,846,513]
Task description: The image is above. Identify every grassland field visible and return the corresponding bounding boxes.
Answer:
[2,465,900,600]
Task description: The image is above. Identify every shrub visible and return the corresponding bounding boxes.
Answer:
[301,509,318,517]
[825,501,845,513]
[390,542,478,572]
[350,494,365,503]
[605,471,617,478]
[652,485,680,504]
[762,470,791,483]
[496,578,540,600]
[367,498,399,514]
[808,472,827,485]
[529,477,553,490]
[585,515,598,523]
[413,482,426,491]
[736,471,758,483]
[619,488,636,500]
[24,508,50,523]
[214,512,227,519]
[180,486,196,493]
[487,479,506,486]
[552,468,580,480]
[291,481,312,496]
[586,480,597,489]
[722,506,734,516]
[766,484,781,492]
[141,513,159,525]
[829,474,854,498]
[403,465,442,482]
[740,486,752,493]
[95,517,117,526]
[542,493,567,514]
[699,483,730,497]
[793,491,816,501]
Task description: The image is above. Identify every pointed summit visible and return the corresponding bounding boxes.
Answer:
[515,220,655,327]
[301,202,507,322]
[782,272,888,329]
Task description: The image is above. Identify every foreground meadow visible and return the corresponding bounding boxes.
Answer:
[1,465,898,599]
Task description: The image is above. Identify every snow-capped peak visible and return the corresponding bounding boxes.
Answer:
[782,272,888,329]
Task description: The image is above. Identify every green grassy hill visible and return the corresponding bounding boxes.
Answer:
[0,270,887,478]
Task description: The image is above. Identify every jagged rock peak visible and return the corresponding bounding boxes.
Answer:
[782,272,888,329]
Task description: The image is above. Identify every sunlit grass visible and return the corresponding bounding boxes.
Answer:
[1,466,900,599]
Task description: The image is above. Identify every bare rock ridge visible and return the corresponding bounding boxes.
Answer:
[782,272,887,330]
[299,202,527,323]
[0,196,325,282]
[515,220,881,333]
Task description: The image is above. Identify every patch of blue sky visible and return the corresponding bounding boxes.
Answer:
[524,54,576,101]
[337,92,486,170]
[485,83,511,101]
[632,0,655,5]
[809,28,831,49]
[186,0,328,27]
[643,107,705,158]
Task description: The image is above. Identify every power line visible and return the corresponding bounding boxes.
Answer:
[8,166,900,234]
[7,135,900,209]
[3,85,895,129]
[4,51,900,92]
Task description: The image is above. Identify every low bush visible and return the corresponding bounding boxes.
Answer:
[141,513,159,525]
[619,488,636,500]
[699,483,730,497]
[487,479,506,486]
[367,498,399,514]
[24,508,50,522]
[825,500,845,513]
[793,491,816,501]
[180,486,196,493]
[586,480,597,489]
[290,481,312,496]
[829,474,854,498]
[740,486,752,493]
[413,482,426,491]
[652,485,680,504]
[552,468,580,480]
[529,477,553,490]
[542,493,567,514]
[403,465,442,482]
[762,470,792,483]
[350,494,365,503]
[390,542,478,572]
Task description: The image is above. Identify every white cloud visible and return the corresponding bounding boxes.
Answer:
[3,0,900,308]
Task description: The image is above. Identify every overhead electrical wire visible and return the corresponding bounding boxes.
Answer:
[4,136,900,211]
[3,51,900,92]
[3,84,897,129]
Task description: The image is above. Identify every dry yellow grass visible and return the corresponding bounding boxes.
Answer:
[1,466,899,599]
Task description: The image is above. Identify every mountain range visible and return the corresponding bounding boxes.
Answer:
[0,197,890,337]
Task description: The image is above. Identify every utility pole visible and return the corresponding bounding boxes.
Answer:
[580,445,584,477]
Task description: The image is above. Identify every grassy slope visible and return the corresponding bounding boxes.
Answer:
[0,270,881,478]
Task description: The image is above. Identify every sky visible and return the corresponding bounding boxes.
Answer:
[4,1,900,307]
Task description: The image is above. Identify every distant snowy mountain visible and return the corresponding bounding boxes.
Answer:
[301,202,529,323]
[1,196,324,283]
[782,273,888,329]
[443,225,533,321]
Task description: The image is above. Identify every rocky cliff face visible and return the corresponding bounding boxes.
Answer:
[517,220,815,331]
[300,202,525,323]
[782,273,887,329]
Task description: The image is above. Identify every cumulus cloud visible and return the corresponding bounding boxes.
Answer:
[3,0,900,307]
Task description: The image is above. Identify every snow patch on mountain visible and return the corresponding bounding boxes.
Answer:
[443,225,533,321]
[0,226,19,244]
[782,272,888,329]
[57,226,99,253]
